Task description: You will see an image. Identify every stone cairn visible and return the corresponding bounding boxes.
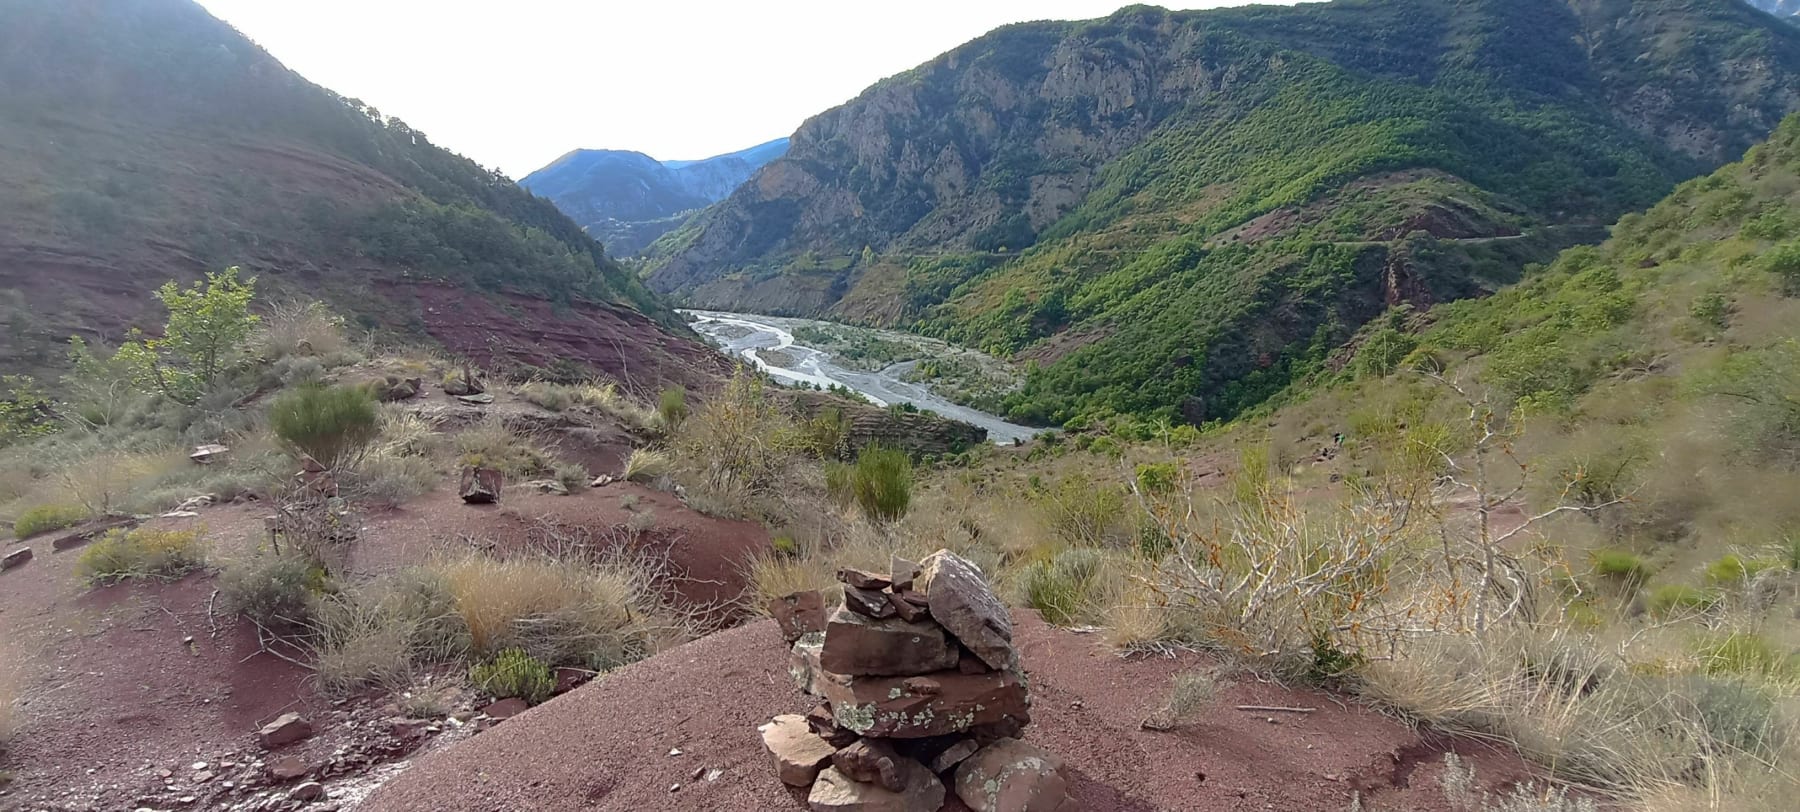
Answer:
[761,549,1077,812]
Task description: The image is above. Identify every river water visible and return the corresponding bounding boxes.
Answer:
[682,310,1042,444]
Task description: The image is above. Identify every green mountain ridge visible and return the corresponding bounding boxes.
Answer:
[0,0,702,385]
[646,0,1800,426]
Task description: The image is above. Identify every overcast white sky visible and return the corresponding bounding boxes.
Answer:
[194,1,1289,177]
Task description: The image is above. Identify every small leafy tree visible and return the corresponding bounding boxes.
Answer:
[111,267,260,404]
[0,375,55,446]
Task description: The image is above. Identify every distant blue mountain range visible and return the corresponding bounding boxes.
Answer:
[520,137,789,256]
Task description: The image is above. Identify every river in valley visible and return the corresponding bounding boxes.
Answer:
[681,310,1043,445]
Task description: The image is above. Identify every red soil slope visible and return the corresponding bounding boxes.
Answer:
[366,614,1537,812]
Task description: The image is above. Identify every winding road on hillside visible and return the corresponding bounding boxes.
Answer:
[683,310,1042,444]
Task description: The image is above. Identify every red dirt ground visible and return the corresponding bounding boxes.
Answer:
[0,471,768,810]
[364,613,1539,812]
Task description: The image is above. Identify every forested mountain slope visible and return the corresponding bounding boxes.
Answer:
[520,138,789,256]
[647,0,1800,425]
[0,0,713,386]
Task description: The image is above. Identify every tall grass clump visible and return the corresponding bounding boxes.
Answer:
[623,448,672,484]
[1021,547,1112,625]
[256,300,352,363]
[269,384,379,469]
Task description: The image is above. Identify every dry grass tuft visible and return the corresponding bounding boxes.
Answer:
[623,448,672,484]
[309,546,688,695]
[454,416,552,477]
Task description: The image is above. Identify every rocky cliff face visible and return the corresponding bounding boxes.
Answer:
[646,0,1800,424]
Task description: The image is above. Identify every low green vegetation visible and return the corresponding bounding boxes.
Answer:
[12,503,87,539]
[469,648,556,705]
[75,527,206,584]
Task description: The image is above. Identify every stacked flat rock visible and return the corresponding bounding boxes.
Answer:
[761,549,1077,812]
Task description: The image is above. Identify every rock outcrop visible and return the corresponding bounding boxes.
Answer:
[759,549,1073,812]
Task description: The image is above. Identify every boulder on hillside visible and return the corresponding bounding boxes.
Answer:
[258,712,315,749]
[1,547,31,571]
[459,466,504,504]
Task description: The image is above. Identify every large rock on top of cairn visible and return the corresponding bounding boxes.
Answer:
[915,551,1016,671]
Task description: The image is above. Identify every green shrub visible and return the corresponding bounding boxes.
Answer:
[849,445,912,523]
[469,648,556,704]
[269,384,380,468]
[1647,583,1717,617]
[657,386,689,431]
[1689,291,1730,331]
[1704,554,1775,585]
[1591,549,1651,584]
[824,462,854,507]
[76,528,206,584]
[1135,462,1179,495]
[218,553,329,629]
[1763,241,1800,294]
[13,504,89,539]
[1779,535,1800,571]
[1022,548,1107,625]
